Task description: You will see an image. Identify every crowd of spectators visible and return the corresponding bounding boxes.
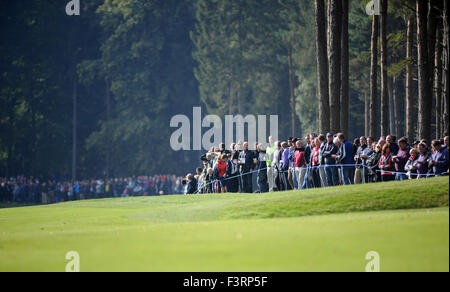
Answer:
[0,175,185,205]
[184,134,449,194]
[2,134,448,203]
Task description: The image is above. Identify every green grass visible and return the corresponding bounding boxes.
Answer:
[0,177,448,272]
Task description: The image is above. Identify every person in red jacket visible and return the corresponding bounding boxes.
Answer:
[294,140,307,189]
[379,144,395,182]
[214,154,228,193]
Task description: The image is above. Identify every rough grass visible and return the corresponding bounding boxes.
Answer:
[125,177,449,222]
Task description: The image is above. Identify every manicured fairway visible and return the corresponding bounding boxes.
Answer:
[0,177,448,272]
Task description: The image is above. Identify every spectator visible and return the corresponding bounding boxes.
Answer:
[273,141,282,192]
[266,136,276,192]
[310,138,322,188]
[196,168,204,193]
[367,137,374,147]
[322,133,339,187]
[429,140,449,176]
[287,142,296,190]
[379,144,395,182]
[354,136,371,184]
[256,143,269,193]
[203,168,214,194]
[280,142,290,191]
[387,135,399,155]
[392,137,411,181]
[214,154,228,193]
[405,148,420,179]
[304,135,312,166]
[239,142,255,193]
[353,138,360,157]
[226,151,239,193]
[416,143,431,178]
[294,140,307,189]
[185,174,197,195]
[317,134,328,188]
[378,137,387,149]
[336,133,354,185]
[367,143,382,183]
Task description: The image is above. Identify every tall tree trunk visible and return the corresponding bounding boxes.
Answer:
[380,0,389,136]
[435,19,443,139]
[328,0,342,133]
[443,0,450,136]
[327,0,331,61]
[288,44,296,137]
[369,14,379,139]
[365,92,369,137]
[428,1,439,86]
[315,0,330,134]
[72,73,77,182]
[392,76,399,136]
[228,80,233,115]
[406,17,415,142]
[417,0,432,143]
[106,78,111,180]
[340,0,349,138]
[388,77,395,135]
[428,1,439,139]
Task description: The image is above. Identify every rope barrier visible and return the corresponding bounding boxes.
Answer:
[193,163,447,194]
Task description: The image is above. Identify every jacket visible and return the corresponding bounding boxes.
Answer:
[294,148,306,168]
[322,142,339,165]
[337,140,354,165]
[394,146,411,172]
[239,150,256,173]
[378,153,395,175]
[429,148,449,174]
[416,152,430,174]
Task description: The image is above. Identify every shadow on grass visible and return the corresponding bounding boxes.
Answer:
[0,202,37,209]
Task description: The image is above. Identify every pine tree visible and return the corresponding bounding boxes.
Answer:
[340,0,350,138]
[315,0,330,134]
[380,0,390,136]
[370,14,380,139]
[416,0,432,142]
[328,0,342,133]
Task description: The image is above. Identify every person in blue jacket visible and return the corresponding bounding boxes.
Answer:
[336,133,355,185]
[322,133,339,186]
[429,140,449,176]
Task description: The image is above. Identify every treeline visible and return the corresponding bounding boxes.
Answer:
[0,0,448,179]
[1,0,200,179]
[361,0,450,144]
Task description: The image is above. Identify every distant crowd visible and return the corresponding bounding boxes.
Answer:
[0,175,185,205]
[183,134,450,194]
[1,134,448,204]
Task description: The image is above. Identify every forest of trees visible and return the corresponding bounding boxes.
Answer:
[0,0,448,179]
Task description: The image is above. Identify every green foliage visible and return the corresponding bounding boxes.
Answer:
[0,0,427,178]
[87,0,200,176]
[192,0,287,118]
[0,0,104,177]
